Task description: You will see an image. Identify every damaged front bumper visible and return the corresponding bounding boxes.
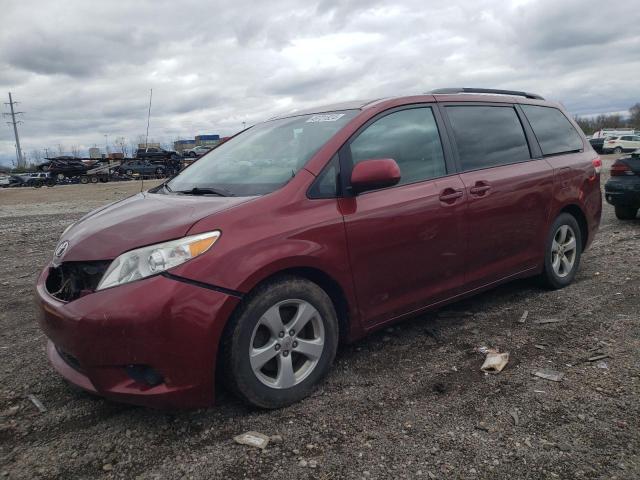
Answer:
[36,265,240,408]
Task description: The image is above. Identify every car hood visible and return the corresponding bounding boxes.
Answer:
[56,191,256,263]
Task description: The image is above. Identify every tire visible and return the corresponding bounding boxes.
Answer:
[90,176,98,183]
[80,176,89,184]
[189,152,196,158]
[125,169,134,176]
[221,276,339,409]
[614,147,623,154]
[155,167,164,175]
[540,213,582,289]
[33,181,42,188]
[615,205,638,220]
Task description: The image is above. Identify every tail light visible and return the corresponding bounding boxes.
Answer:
[606,140,616,144]
[610,160,635,176]
[592,157,602,174]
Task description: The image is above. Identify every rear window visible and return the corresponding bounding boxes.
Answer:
[521,105,583,156]
[445,105,531,171]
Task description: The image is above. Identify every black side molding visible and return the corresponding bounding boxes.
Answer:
[162,272,244,299]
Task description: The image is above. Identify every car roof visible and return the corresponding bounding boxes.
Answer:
[272,90,558,120]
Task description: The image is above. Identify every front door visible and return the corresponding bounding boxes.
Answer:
[340,106,467,328]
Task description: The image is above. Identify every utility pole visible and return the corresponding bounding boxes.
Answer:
[4,92,24,168]
[144,88,153,149]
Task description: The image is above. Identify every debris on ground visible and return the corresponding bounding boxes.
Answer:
[533,369,565,382]
[518,310,529,324]
[535,318,563,324]
[27,394,46,413]
[233,431,270,449]
[477,347,510,374]
[510,410,520,426]
[587,354,610,362]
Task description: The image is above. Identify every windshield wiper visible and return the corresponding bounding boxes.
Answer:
[173,186,234,197]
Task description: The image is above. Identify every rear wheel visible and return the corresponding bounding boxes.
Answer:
[614,147,623,154]
[615,205,638,220]
[540,213,582,289]
[125,169,134,176]
[90,175,98,183]
[222,276,338,408]
[80,176,89,184]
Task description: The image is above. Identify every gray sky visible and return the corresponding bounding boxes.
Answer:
[1,0,639,166]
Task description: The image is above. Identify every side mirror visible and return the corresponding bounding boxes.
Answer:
[350,158,401,194]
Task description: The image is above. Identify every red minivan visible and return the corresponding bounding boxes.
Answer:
[36,88,602,409]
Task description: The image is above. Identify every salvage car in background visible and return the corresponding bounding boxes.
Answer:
[118,159,166,177]
[602,135,640,154]
[36,88,601,409]
[135,147,179,161]
[605,149,640,219]
[39,158,89,179]
[183,145,213,157]
[6,172,55,187]
[589,136,607,154]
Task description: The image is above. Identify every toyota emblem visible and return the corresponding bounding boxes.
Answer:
[54,241,69,258]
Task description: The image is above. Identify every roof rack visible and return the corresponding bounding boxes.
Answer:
[428,87,544,100]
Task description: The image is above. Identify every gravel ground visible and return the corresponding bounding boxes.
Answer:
[0,158,638,479]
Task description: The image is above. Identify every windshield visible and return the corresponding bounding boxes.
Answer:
[166,110,358,196]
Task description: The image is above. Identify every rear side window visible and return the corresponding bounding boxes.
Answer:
[446,106,530,171]
[522,105,583,156]
[349,107,446,186]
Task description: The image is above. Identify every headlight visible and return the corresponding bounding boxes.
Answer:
[96,231,220,290]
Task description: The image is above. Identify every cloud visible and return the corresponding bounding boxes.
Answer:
[0,0,638,166]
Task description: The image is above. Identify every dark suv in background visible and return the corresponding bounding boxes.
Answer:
[135,147,179,161]
[37,88,601,409]
[118,159,166,176]
[605,149,640,219]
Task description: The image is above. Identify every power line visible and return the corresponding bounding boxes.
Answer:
[3,92,25,168]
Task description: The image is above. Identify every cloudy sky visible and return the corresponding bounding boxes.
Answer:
[1,0,639,166]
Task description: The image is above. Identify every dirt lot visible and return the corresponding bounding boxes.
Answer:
[1,158,638,479]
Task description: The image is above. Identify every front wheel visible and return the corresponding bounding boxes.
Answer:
[614,147,623,154]
[221,276,338,408]
[540,213,582,289]
[615,205,638,220]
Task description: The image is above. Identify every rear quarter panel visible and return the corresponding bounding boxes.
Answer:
[545,151,601,249]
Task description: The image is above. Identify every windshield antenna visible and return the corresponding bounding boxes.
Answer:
[141,88,152,193]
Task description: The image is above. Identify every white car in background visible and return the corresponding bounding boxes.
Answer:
[603,134,640,154]
[182,145,213,157]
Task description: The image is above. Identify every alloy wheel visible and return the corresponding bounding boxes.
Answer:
[249,299,325,389]
[551,225,577,278]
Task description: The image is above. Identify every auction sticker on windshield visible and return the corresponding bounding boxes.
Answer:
[306,113,346,122]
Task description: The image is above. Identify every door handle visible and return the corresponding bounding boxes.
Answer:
[439,188,464,204]
[469,182,491,196]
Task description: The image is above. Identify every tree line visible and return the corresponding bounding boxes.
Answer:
[575,103,640,135]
